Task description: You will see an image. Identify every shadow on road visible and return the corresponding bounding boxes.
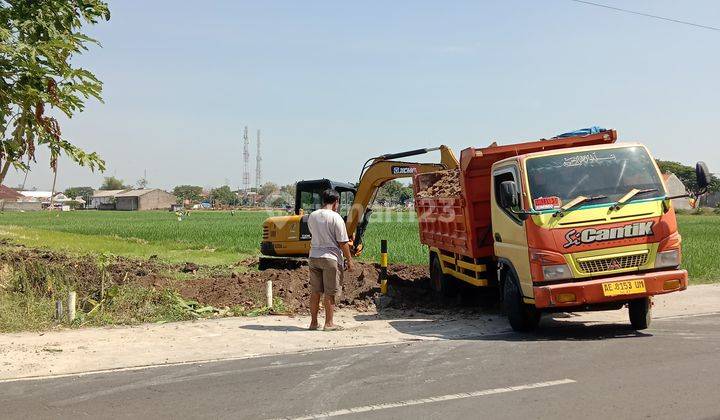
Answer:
[354,311,653,342]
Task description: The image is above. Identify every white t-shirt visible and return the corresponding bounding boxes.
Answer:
[308,209,349,262]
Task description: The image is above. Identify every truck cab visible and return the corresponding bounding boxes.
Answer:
[492,142,699,329]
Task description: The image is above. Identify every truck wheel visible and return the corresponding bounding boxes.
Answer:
[429,254,458,297]
[628,297,652,330]
[503,272,540,332]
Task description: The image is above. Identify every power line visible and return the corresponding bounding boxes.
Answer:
[569,0,720,32]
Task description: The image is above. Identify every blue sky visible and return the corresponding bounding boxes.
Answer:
[9,0,720,191]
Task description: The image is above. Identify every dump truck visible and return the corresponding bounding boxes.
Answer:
[414,129,709,331]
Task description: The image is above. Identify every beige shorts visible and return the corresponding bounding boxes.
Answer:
[308,257,343,298]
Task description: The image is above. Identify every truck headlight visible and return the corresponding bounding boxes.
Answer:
[542,264,573,281]
[655,249,681,268]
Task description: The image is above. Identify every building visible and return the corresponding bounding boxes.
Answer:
[19,190,52,202]
[115,189,177,211]
[90,190,126,210]
[0,185,40,210]
[704,192,720,208]
[0,185,23,201]
[662,173,691,210]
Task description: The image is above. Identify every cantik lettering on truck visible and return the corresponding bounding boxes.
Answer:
[564,221,655,248]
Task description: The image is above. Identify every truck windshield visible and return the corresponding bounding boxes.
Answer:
[525,146,665,211]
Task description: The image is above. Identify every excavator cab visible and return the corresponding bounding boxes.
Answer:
[260,180,356,267]
[294,179,357,218]
[293,179,357,243]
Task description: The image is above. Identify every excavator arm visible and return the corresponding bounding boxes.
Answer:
[346,145,459,255]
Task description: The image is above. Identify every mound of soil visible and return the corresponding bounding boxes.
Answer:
[150,263,432,313]
[0,244,490,316]
[0,246,167,292]
[415,169,461,198]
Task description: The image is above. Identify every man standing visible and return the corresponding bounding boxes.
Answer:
[307,189,354,331]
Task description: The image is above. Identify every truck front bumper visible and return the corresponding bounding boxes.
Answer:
[533,269,688,309]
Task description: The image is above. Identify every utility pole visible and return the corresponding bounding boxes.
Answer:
[242,126,250,193]
[256,129,262,191]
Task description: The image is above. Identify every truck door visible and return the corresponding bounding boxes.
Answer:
[491,165,533,301]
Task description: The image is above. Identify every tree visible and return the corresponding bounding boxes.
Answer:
[0,1,110,185]
[100,176,127,190]
[656,160,720,193]
[280,183,296,197]
[209,185,238,205]
[271,195,290,208]
[173,185,203,203]
[377,180,404,205]
[64,186,93,203]
[136,175,149,189]
[399,186,414,204]
[258,182,279,198]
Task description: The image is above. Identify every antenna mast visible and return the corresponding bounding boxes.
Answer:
[256,129,262,190]
[242,126,250,193]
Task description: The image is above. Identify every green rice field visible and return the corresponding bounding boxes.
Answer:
[0,211,717,282]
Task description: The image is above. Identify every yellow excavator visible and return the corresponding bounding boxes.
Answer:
[260,146,459,268]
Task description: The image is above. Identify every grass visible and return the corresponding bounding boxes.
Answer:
[0,210,278,265]
[675,215,720,283]
[361,211,426,265]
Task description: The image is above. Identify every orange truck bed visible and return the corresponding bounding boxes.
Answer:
[413,130,618,259]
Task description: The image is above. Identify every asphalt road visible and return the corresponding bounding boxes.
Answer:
[2,313,720,420]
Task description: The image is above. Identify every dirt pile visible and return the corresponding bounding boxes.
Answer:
[0,244,489,316]
[0,245,167,292]
[165,263,432,313]
[415,169,461,198]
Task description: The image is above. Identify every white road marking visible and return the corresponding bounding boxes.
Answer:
[276,378,577,420]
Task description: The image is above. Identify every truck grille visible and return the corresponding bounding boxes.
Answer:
[578,252,648,274]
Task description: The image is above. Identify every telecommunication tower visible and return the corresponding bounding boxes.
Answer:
[242,126,250,193]
[256,129,262,190]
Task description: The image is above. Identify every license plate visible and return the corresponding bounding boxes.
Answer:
[602,280,646,297]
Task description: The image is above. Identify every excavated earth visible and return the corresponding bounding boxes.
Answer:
[0,243,489,315]
[415,169,461,198]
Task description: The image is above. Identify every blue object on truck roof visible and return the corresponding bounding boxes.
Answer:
[554,126,606,138]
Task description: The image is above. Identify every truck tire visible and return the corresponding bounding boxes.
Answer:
[628,297,652,330]
[503,272,540,332]
[429,254,458,297]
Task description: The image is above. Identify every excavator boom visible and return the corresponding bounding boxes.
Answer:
[259,145,459,267]
[347,146,459,254]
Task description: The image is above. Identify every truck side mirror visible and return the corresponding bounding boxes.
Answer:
[696,162,710,192]
[499,181,519,209]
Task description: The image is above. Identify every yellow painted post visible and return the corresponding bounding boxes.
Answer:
[380,240,388,294]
